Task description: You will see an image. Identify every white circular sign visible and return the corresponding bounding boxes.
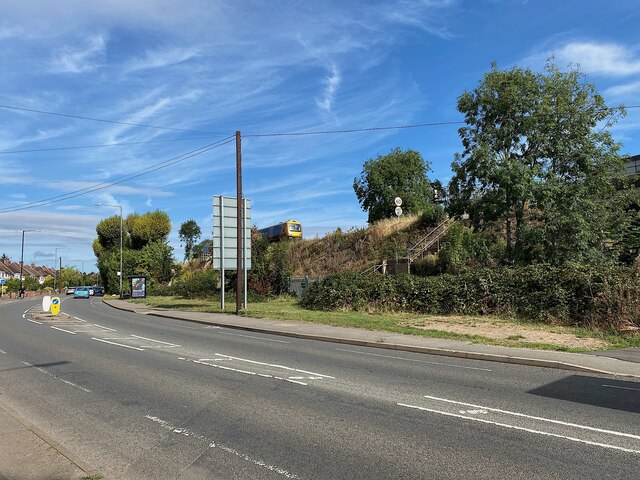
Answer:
[394,197,402,207]
[395,206,403,216]
[42,295,51,312]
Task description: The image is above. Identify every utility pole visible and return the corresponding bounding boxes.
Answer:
[235,130,244,313]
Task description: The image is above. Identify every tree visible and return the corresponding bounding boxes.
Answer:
[129,210,171,249]
[179,220,202,260]
[448,62,629,263]
[353,147,437,223]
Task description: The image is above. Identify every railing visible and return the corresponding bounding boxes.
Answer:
[360,263,384,275]
[407,218,453,263]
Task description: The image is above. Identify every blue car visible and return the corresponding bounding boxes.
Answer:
[74,286,90,299]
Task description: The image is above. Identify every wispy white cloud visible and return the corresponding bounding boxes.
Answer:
[605,80,640,98]
[316,63,342,113]
[526,41,640,77]
[50,35,107,74]
[123,47,200,73]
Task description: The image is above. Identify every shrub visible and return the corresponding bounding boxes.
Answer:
[172,268,218,299]
[301,265,640,331]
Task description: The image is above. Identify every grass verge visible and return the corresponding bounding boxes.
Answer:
[130,296,640,352]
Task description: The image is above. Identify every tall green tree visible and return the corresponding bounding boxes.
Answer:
[353,147,437,223]
[448,62,629,263]
[178,219,202,260]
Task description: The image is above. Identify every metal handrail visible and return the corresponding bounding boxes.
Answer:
[407,218,452,263]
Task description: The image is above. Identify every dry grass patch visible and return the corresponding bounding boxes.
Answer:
[401,315,608,349]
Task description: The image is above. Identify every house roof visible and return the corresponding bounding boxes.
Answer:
[6,262,22,274]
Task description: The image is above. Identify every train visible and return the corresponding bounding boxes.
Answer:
[259,220,302,241]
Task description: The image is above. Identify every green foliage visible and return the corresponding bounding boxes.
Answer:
[178,219,202,260]
[249,230,292,295]
[137,241,174,283]
[129,210,171,249]
[96,216,122,250]
[4,278,20,292]
[172,268,218,298]
[448,61,629,264]
[58,266,83,288]
[354,147,437,223]
[94,209,175,293]
[301,265,640,330]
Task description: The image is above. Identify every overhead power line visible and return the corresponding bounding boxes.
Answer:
[0,103,231,136]
[244,121,466,137]
[0,136,215,155]
[0,136,235,214]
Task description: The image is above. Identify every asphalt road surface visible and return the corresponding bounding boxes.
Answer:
[1,297,639,479]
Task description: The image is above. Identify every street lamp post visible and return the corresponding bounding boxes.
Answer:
[97,204,123,298]
[53,246,67,294]
[19,229,38,298]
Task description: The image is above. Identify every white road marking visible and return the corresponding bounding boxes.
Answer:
[145,415,299,478]
[50,326,77,335]
[219,331,289,343]
[130,334,180,347]
[179,358,309,386]
[22,361,92,393]
[73,316,87,322]
[422,395,640,440]
[602,384,640,392]
[22,314,25,318]
[214,353,334,378]
[27,319,42,325]
[0,349,6,354]
[336,348,493,372]
[397,403,640,454]
[91,338,144,351]
[93,324,117,332]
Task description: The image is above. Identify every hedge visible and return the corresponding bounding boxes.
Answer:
[300,265,640,330]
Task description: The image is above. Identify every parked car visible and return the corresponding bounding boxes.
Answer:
[65,286,75,295]
[89,287,94,296]
[74,286,90,299]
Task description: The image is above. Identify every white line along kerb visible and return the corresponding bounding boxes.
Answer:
[397,403,640,455]
[421,394,640,440]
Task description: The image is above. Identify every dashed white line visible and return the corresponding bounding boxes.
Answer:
[50,326,77,335]
[214,353,334,378]
[27,319,42,325]
[602,384,640,392]
[73,316,87,322]
[336,348,493,372]
[421,395,640,440]
[397,403,640,454]
[93,324,117,332]
[219,331,289,343]
[0,348,6,354]
[130,334,180,347]
[179,358,309,386]
[22,361,91,393]
[91,338,144,351]
[145,415,299,478]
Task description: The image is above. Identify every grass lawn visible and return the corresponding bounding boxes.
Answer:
[130,295,640,352]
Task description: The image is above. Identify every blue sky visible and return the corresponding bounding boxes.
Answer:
[1,0,639,271]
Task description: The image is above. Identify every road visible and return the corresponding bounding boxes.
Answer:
[0,297,638,479]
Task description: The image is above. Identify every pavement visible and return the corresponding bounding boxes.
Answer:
[103,298,640,379]
[0,402,99,480]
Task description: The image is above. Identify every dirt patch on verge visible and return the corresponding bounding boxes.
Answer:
[403,316,607,349]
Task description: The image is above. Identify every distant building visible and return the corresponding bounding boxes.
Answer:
[626,155,640,177]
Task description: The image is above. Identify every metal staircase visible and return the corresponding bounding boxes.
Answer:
[406,218,453,264]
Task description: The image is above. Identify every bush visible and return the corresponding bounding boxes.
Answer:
[172,269,218,299]
[301,265,640,331]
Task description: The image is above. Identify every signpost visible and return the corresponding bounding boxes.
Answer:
[42,295,51,312]
[50,297,60,315]
[213,196,252,310]
[0,278,5,299]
